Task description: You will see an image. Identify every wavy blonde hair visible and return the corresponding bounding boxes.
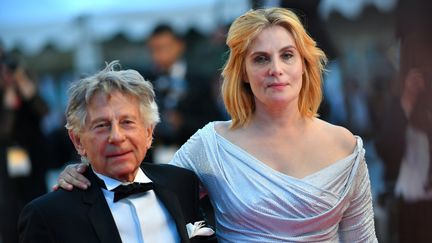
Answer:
[222,7,327,128]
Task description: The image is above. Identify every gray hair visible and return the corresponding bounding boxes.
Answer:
[65,61,160,133]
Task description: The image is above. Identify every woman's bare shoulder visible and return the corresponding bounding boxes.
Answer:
[214,120,248,145]
[214,121,230,136]
[214,121,242,142]
[314,118,357,154]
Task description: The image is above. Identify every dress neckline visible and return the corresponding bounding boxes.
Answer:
[210,121,360,181]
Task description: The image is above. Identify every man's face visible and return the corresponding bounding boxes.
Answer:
[148,31,184,71]
[69,90,153,182]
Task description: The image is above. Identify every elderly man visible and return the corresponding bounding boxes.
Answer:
[18,61,214,243]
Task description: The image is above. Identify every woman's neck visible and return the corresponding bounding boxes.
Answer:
[248,103,308,137]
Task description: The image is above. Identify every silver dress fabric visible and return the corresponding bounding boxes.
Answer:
[170,122,377,242]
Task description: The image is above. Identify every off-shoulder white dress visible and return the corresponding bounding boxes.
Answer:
[170,122,377,242]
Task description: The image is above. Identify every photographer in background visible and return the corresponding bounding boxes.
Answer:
[0,45,50,243]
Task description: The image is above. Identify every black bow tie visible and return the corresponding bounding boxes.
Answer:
[94,175,154,202]
[111,182,154,202]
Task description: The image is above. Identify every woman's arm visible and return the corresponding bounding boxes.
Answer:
[338,158,378,242]
[53,163,90,191]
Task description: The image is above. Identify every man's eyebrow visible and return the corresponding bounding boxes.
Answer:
[88,117,108,126]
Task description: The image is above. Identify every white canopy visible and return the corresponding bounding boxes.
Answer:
[0,0,397,56]
[0,0,250,55]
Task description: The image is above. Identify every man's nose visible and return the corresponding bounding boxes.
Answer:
[108,124,125,144]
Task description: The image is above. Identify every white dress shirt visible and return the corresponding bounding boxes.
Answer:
[94,168,180,243]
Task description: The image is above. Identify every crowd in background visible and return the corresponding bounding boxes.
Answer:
[1,0,431,242]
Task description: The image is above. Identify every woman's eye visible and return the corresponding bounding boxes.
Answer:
[282,52,293,60]
[253,55,269,64]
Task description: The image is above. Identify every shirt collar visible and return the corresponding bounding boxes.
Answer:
[93,167,152,191]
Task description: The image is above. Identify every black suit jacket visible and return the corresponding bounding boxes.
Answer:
[18,163,216,243]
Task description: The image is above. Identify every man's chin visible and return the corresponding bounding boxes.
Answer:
[109,167,139,182]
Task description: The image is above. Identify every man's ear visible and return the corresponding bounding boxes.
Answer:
[145,126,154,150]
[68,130,86,157]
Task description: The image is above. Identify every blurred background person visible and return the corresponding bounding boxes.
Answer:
[0,45,50,243]
[138,24,226,164]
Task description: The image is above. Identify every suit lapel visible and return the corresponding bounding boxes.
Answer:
[154,184,190,242]
[142,164,190,242]
[83,169,123,243]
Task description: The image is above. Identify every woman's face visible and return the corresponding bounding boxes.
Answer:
[244,25,303,110]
